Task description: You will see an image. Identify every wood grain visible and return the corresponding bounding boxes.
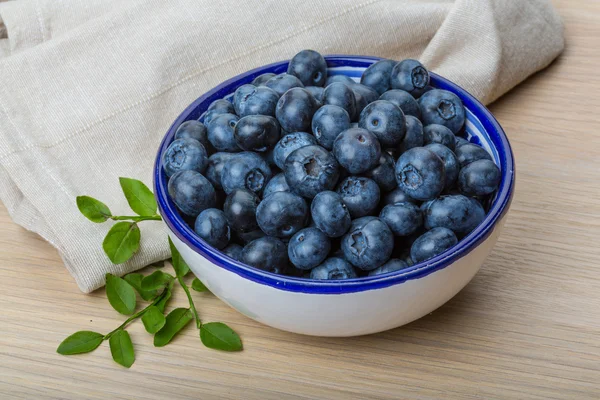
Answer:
[1,1,599,398]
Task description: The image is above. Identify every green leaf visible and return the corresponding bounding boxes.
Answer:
[57,331,104,355]
[119,177,157,216]
[200,322,242,352]
[155,280,174,313]
[154,308,193,347]
[123,273,157,301]
[103,222,141,264]
[168,237,190,277]
[76,196,112,223]
[105,273,137,315]
[191,278,210,293]
[109,329,135,368]
[141,306,166,334]
[141,270,174,292]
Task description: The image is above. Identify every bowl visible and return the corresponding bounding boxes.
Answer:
[154,55,515,337]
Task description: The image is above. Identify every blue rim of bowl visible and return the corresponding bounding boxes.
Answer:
[154,55,515,295]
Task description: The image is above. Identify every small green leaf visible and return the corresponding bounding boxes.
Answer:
[119,177,157,216]
[141,270,174,292]
[154,308,193,347]
[105,273,137,315]
[155,280,174,313]
[168,237,190,277]
[76,196,112,223]
[200,322,242,352]
[109,329,135,368]
[57,331,104,355]
[124,273,157,301]
[142,306,166,334]
[103,222,141,264]
[191,278,210,293]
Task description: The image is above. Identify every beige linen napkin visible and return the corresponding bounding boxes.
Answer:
[0,0,564,293]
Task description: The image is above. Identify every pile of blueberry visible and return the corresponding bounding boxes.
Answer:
[163,50,501,280]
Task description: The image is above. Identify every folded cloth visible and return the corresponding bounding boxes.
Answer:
[0,0,564,293]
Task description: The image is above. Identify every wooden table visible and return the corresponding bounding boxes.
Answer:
[1,2,599,399]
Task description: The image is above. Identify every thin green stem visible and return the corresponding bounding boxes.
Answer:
[111,215,162,222]
[103,290,167,340]
[178,276,202,329]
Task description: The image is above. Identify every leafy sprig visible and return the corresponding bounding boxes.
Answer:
[76,178,161,264]
[58,178,242,368]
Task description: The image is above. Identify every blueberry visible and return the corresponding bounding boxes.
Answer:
[287,49,328,87]
[333,128,381,174]
[288,227,331,270]
[284,145,340,198]
[222,243,243,261]
[458,159,501,196]
[163,138,208,177]
[351,84,380,118]
[410,227,457,263]
[273,131,317,169]
[205,152,236,190]
[325,75,356,87]
[380,202,423,236]
[362,152,397,192]
[455,143,492,168]
[223,188,260,233]
[360,59,396,95]
[381,187,418,207]
[233,84,280,118]
[358,100,406,148]
[342,217,394,270]
[234,115,280,152]
[417,85,435,98]
[311,105,351,150]
[276,87,319,133]
[207,113,241,152]
[395,147,445,201]
[236,228,266,244]
[282,264,306,277]
[419,89,465,134]
[455,136,470,148]
[368,259,409,276]
[379,89,421,118]
[305,86,324,102]
[194,208,230,249]
[265,73,304,96]
[391,59,430,97]
[221,152,272,194]
[322,82,356,120]
[310,190,351,238]
[423,124,455,151]
[203,99,235,126]
[310,257,357,280]
[168,170,216,217]
[425,143,459,189]
[241,237,288,274]
[263,148,277,168]
[256,191,309,238]
[336,176,380,218]
[398,115,424,154]
[263,172,290,198]
[422,194,485,235]
[174,120,210,149]
[251,73,276,86]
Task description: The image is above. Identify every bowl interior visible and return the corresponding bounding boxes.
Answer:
[154,55,515,294]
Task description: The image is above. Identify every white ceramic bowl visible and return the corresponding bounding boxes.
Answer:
[154,55,515,337]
